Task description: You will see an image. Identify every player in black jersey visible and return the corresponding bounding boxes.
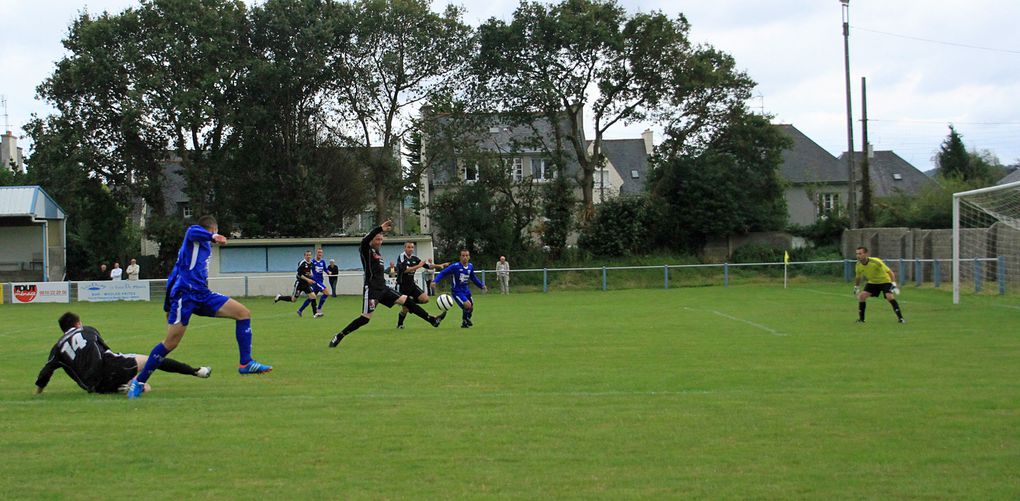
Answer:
[329,220,445,347]
[395,241,449,329]
[35,312,210,395]
[274,250,323,317]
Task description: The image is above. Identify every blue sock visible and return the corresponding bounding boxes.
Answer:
[236,319,252,366]
[299,299,311,313]
[137,343,170,384]
[318,294,327,309]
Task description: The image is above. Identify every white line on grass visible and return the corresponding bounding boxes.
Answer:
[709,310,786,336]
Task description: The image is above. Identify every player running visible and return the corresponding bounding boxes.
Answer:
[431,249,486,328]
[36,312,210,395]
[853,246,906,324]
[274,250,323,318]
[311,248,330,314]
[127,215,272,399]
[395,241,448,329]
[329,220,444,348]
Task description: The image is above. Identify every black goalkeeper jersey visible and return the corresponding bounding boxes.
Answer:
[35,326,112,393]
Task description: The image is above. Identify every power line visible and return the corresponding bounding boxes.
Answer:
[869,118,1020,126]
[851,25,1020,55]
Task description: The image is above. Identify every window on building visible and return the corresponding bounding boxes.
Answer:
[463,163,479,182]
[181,203,193,219]
[893,173,903,180]
[532,158,550,182]
[512,157,523,182]
[817,193,840,216]
[631,169,640,179]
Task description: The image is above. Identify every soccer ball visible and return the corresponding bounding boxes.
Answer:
[436,293,455,312]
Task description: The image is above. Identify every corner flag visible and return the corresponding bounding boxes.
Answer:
[784,251,790,264]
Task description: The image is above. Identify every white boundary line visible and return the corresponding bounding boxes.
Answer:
[709,310,786,336]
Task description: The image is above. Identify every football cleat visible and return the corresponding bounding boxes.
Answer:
[126,378,145,399]
[195,366,212,378]
[464,318,473,327]
[431,314,444,328]
[461,322,470,328]
[296,309,303,317]
[397,324,405,329]
[274,294,282,303]
[898,318,907,324]
[314,312,324,318]
[238,360,273,375]
[856,319,865,323]
[329,333,346,348]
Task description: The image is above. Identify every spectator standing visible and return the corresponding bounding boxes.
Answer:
[126,259,140,280]
[327,259,339,297]
[496,256,510,294]
[97,263,108,280]
[110,263,123,280]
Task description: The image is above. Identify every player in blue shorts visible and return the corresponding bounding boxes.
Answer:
[431,249,486,328]
[127,215,272,399]
[311,247,330,313]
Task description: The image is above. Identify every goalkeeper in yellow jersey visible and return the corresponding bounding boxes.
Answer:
[853,246,905,323]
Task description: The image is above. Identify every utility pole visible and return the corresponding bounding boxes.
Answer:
[860,76,872,227]
[841,0,858,228]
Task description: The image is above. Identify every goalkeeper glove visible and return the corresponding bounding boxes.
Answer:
[852,285,860,296]
[891,282,900,295]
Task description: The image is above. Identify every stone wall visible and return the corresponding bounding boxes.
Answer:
[843,226,1018,285]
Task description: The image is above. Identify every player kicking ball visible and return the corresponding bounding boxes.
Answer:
[329,219,444,348]
[852,246,906,324]
[36,312,210,395]
[127,216,272,399]
[431,248,486,328]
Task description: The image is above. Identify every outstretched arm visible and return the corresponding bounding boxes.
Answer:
[34,349,60,394]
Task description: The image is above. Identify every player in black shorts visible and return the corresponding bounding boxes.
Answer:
[274,250,322,317]
[329,220,445,347]
[35,312,210,395]
[395,241,449,329]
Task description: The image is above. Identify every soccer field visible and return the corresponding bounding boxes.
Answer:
[2,284,1018,498]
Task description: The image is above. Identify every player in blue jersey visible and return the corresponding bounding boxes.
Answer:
[431,249,486,328]
[311,247,330,313]
[127,216,272,399]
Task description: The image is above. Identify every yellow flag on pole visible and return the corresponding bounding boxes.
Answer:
[784,251,790,264]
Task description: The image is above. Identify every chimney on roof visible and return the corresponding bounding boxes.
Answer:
[641,129,654,155]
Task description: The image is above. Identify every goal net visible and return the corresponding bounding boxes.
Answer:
[953,180,1020,303]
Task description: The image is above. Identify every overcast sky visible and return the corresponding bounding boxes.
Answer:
[2,0,1019,171]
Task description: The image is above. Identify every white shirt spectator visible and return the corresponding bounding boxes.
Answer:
[110,266,123,280]
[126,260,140,280]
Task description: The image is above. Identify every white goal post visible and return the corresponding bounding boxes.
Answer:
[952,180,1020,304]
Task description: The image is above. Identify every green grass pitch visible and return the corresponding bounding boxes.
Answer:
[2,284,1019,498]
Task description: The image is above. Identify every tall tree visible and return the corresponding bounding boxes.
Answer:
[474,0,754,221]
[330,0,474,223]
[647,110,789,251]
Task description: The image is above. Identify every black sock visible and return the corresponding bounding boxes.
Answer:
[890,300,902,319]
[397,312,407,326]
[277,295,293,302]
[158,358,198,375]
[858,302,866,321]
[404,301,432,322]
[311,300,318,314]
[341,315,370,335]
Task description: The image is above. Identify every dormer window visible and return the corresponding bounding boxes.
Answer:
[892,173,903,180]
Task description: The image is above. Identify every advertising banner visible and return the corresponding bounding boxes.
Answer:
[11,282,71,304]
[78,281,151,302]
